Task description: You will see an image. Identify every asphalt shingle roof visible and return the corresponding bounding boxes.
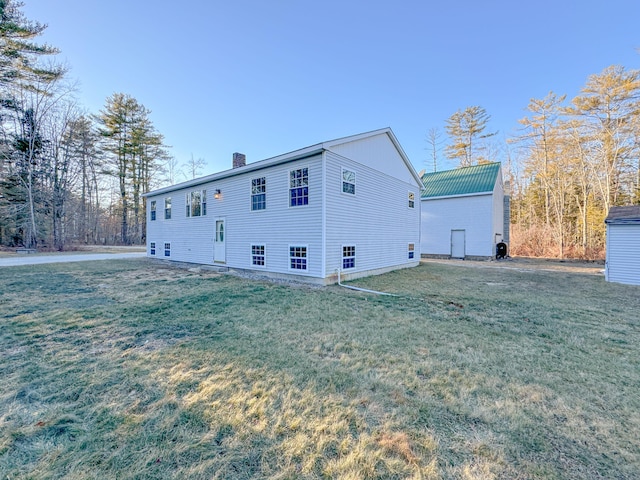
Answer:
[421,162,501,199]
[605,205,640,224]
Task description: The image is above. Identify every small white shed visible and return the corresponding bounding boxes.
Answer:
[605,205,640,286]
[420,163,507,260]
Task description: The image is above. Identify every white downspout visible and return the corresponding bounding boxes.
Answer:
[336,268,397,296]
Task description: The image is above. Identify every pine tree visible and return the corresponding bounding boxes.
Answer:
[444,106,496,167]
[96,93,168,244]
[0,0,63,89]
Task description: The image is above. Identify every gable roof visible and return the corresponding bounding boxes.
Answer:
[145,128,420,197]
[605,205,640,224]
[421,162,501,199]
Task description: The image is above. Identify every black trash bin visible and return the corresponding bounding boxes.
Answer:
[496,242,508,260]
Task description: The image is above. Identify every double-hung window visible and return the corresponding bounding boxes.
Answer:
[164,198,172,219]
[150,200,156,221]
[150,242,156,255]
[342,169,356,195]
[251,245,266,267]
[289,246,307,270]
[186,190,206,217]
[164,242,171,257]
[408,243,415,259]
[251,177,266,211]
[342,246,355,269]
[408,192,415,209]
[289,168,308,206]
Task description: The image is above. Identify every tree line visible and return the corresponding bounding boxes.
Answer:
[0,0,172,249]
[2,1,637,257]
[429,65,639,260]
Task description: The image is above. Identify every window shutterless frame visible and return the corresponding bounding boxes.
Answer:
[164,197,171,219]
[342,245,356,269]
[251,244,266,267]
[251,177,266,211]
[288,245,308,270]
[289,167,309,207]
[341,168,356,195]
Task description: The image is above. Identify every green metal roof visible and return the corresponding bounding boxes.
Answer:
[421,162,501,199]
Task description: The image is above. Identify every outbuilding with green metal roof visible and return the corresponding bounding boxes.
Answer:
[421,162,509,259]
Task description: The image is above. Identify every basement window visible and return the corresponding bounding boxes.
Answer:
[289,246,307,270]
[342,245,355,269]
[251,245,266,267]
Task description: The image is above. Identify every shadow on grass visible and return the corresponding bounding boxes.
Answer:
[1,260,638,479]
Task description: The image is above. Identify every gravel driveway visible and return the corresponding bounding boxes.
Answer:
[0,252,146,267]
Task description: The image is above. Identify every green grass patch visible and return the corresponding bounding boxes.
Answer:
[1,260,638,479]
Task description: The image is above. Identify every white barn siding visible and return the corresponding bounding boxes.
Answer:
[421,194,494,257]
[147,155,324,278]
[606,224,640,286]
[324,151,420,280]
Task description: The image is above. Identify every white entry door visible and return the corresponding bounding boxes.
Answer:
[214,219,226,263]
[451,229,465,259]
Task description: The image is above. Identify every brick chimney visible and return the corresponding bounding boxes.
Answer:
[233,152,246,169]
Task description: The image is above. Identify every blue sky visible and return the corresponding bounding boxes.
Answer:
[22,0,640,177]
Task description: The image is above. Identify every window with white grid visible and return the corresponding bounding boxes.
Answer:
[342,245,355,269]
[289,246,307,270]
[251,245,266,267]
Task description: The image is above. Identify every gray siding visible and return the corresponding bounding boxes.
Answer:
[329,133,417,185]
[147,155,324,278]
[324,151,421,279]
[145,129,422,283]
[606,224,640,286]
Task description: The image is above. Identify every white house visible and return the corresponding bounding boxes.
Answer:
[605,205,640,286]
[420,163,506,260]
[144,128,422,284]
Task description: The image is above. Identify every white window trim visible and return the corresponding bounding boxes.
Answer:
[150,241,156,256]
[288,244,309,272]
[408,243,415,260]
[251,244,267,268]
[408,191,416,209]
[342,244,356,270]
[164,242,171,257]
[341,167,356,196]
[288,166,309,208]
[186,189,206,218]
[164,197,172,220]
[250,177,267,212]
